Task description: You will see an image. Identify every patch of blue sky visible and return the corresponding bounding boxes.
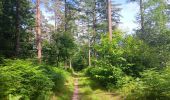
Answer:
[114,0,139,34]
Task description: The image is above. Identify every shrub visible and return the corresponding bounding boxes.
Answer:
[86,64,123,88]
[0,59,70,100]
[120,68,170,100]
[139,69,170,99]
[40,65,70,92]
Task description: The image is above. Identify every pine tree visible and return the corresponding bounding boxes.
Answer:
[36,0,42,63]
[0,0,34,58]
[128,0,144,32]
[107,0,112,41]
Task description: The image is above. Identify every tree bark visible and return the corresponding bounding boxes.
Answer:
[93,0,97,43]
[140,0,144,32]
[54,12,57,32]
[88,38,91,67]
[15,0,20,56]
[87,14,91,67]
[64,0,68,31]
[107,0,112,41]
[36,0,42,63]
[92,0,97,58]
[69,58,72,69]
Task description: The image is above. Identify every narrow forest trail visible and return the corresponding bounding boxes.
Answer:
[72,78,79,100]
[71,73,122,100]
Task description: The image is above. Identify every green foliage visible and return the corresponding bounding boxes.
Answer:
[135,0,170,68]
[0,59,69,100]
[40,65,70,92]
[86,32,125,87]
[0,0,34,57]
[121,36,157,76]
[119,68,170,100]
[0,59,53,99]
[86,65,123,88]
[93,30,154,77]
[43,32,76,65]
[72,45,88,71]
[93,30,125,69]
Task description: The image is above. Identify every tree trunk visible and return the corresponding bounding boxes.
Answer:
[15,0,20,56]
[64,0,68,31]
[88,15,91,67]
[107,0,112,41]
[93,1,96,43]
[69,59,72,69]
[140,0,144,32]
[36,0,42,63]
[88,38,91,67]
[54,12,57,32]
[92,0,97,58]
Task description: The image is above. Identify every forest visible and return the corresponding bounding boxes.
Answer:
[0,0,170,100]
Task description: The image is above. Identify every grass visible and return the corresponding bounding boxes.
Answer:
[50,74,75,100]
[78,73,122,100]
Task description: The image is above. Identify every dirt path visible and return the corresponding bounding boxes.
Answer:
[72,78,79,100]
[71,73,122,100]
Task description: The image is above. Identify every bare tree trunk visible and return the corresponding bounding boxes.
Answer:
[88,38,91,67]
[54,12,57,32]
[140,0,144,32]
[69,58,72,69]
[92,0,97,58]
[15,0,20,56]
[107,0,112,41]
[36,0,42,63]
[93,1,96,43]
[64,60,68,69]
[87,15,91,67]
[64,0,68,31]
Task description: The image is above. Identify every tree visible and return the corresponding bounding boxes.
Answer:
[135,0,170,68]
[128,0,144,32]
[42,0,63,31]
[107,0,112,41]
[0,0,34,58]
[15,0,20,56]
[36,0,42,63]
[43,32,75,66]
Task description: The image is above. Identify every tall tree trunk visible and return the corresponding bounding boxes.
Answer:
[54,12,57,32]
[93,0,96,44]
[15,0,20,56]
[87,15,91,67]
[93,0,97,44]
[107,0,112,41]
[88,38,91,67]
[140,0,144,32]
[64,0,67,31]
[36,0,42,63]
[92,0,97,58]
[64,0,68,66]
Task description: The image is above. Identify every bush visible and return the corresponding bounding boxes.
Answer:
[0,59,69,100]
[0,59,54,99]
[119,68,170,100]
[139,68,170,99]
[40,65,70,92]
[86,64,123,88]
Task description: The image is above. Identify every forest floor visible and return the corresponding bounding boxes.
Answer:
[71,73,122,100]
[52,72,122,100]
